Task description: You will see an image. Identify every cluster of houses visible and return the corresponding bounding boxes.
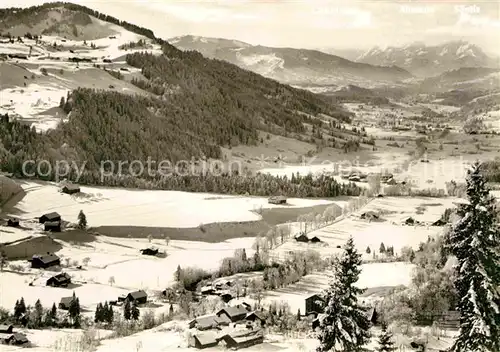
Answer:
[199,279,240,303]
[294,232,322,244]
[0,324,29,346]
[188,302,265,350]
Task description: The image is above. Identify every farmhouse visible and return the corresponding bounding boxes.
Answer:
[39,212,61,224]
[44,221,61,232]
[59,296,73,310]
[305,294,324,315]
[218,329,264,349]
[61,183,80,194]
[140,247,158,256]
[125,290,148,304]
[46,272,71,287]
[0,325,13,333]
[0,332,29,345]
[294,233,308,243]
[216,304,249,322]
[31,253,60,269]
[268,195,287,205]
[190,331,219,349]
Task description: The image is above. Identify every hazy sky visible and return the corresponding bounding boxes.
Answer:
[3,0,500,54]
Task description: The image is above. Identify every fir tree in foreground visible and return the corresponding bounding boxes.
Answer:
[77,210,87,230]
[316,237,371,352]
[446,162,500,352]
[376,321,396,352]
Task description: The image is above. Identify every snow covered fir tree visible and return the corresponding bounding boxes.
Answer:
[446,162,500,352]
[316,237,371,351]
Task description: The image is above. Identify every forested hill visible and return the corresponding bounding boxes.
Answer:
[0,2,361,197]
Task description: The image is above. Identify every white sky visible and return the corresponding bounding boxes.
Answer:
[3,0,500,54]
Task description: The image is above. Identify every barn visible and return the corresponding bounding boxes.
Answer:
[31,253,60,269]
[126,290,148,304]
[218,329,264,349]
[46,272,71,287]
[44,221,61,232]
[61,183,80,195]
[39,212,61,224]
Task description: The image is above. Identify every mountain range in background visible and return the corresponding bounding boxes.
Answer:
[170,35,499,92]
[169,35,413,89]
[357,40,499,77]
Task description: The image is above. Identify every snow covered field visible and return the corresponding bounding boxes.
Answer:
[261,262,416,314]
[9,181,339,228]
[1,234,256,311]
[0,22,162,131]
[271,196,455,260]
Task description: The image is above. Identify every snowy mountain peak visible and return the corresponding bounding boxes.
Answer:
[357,40,495,77]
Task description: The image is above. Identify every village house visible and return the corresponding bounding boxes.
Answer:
[268,195,287,205]
[39,212,61,224]
[31,253,60,269]
[218,329,264,349]
[0,332,29,345]
[59,296,73,310]
[216,304,249,323]
[46,272,71,287]
[190,331,219,349]
[44,221,61,232]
